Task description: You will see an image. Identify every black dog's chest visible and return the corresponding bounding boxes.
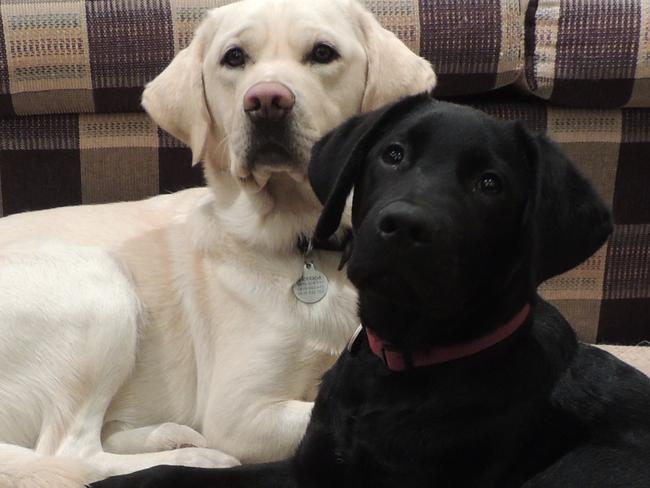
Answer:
[310,373,443,486]
[301,351,525,488]
[299,334,586,488]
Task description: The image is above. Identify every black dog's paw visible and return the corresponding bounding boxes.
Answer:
[89,475,141,488]
[89,466,178,488]
[89,476,131,488]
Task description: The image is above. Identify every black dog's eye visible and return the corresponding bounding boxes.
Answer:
[222,47,246,68]
[310,43,339,64]
[477,172,503,194]
[382,144,405,166]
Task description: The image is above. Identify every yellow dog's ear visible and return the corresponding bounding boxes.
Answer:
[141,9,224,166]
[356,6,437,111]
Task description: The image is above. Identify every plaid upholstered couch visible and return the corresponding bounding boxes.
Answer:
[0,1,648,355]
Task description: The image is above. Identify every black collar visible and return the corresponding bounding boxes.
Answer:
[297,229,351,254]
[297,229,353,269]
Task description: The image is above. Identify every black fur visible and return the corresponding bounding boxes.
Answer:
[91,95,650,488]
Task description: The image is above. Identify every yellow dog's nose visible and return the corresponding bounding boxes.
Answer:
[244,81,295,120]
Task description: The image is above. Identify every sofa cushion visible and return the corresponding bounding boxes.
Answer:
[0,0,523,116]
[522,0,650,108]
[3,97,650,347]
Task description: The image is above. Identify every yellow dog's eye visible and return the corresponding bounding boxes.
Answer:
[222,47,246,68]
[310,43,339,64]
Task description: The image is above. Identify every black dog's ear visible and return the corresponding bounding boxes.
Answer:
[309,112,382,242]
[310,93,433,242]
[516,123,613,283]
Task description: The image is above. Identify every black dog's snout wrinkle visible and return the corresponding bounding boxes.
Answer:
[377,201,432,245]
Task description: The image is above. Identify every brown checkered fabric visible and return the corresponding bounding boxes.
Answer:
[0,0,649,346]
[467,97,650,345]
[1,97,649,345]
[0,113,201,215]
[419,0,523,96]
[0,0,524,116]
[523,0,650,108]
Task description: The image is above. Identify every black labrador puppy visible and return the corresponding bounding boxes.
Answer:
[91,94,650,488]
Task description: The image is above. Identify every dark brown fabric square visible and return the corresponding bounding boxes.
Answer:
[603,224,650,301]
[599,222,650,344]
[523,0,540,93]
[0,94,15,117]
[158,128,204,193]
[86,0,174,112]
[159,148,204,194]
[420,0,500,96]
[158,147,205,193]
[555,1,641,82]
[470,98,548,134]
[0,14,8,94]
[552,79,638,110]
[0,114,79,151]
[550,0,641,107]
[598,298,650,345]
[0,15,14,117]
[612,143,650,225]
[0,149,81,215]
[93,87,146,114]
[434,74,499,98]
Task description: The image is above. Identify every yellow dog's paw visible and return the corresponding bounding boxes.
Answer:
[144,423,208,452]
[168,447,240,469]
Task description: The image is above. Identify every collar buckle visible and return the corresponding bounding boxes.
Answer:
[380,343,413,371]
[347,325,364,356]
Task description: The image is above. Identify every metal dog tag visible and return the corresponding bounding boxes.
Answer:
[293,262,329,304]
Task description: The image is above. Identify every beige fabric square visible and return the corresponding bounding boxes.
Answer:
[81,147,159,205]
[628,1,650,107]
[79,114,158,150]
[539,113,622,341]
[170,0,236,52]
[1,1,94,110]
[364,0,421,55]
[547,108,623,144]
[0,0,80,3]
[12,89,94,116]
[546,299,602,344]
[557,142,619,206]
[169,0,422,54]
[528,0,561,99]
[540,245,609,302]
[497,0,524,78]
[80,114,159,204]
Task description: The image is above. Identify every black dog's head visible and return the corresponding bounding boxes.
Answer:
[309,94,612,348]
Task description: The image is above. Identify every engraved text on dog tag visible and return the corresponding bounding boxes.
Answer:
[293,262,328,304]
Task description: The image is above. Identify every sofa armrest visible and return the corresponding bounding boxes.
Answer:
[522,0,650,108]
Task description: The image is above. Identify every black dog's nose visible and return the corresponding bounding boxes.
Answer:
[377,202,432,245]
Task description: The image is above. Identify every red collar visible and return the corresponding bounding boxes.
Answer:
[358,304,531,372]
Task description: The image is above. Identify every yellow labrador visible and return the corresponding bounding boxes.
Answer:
[0,0,435,486]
